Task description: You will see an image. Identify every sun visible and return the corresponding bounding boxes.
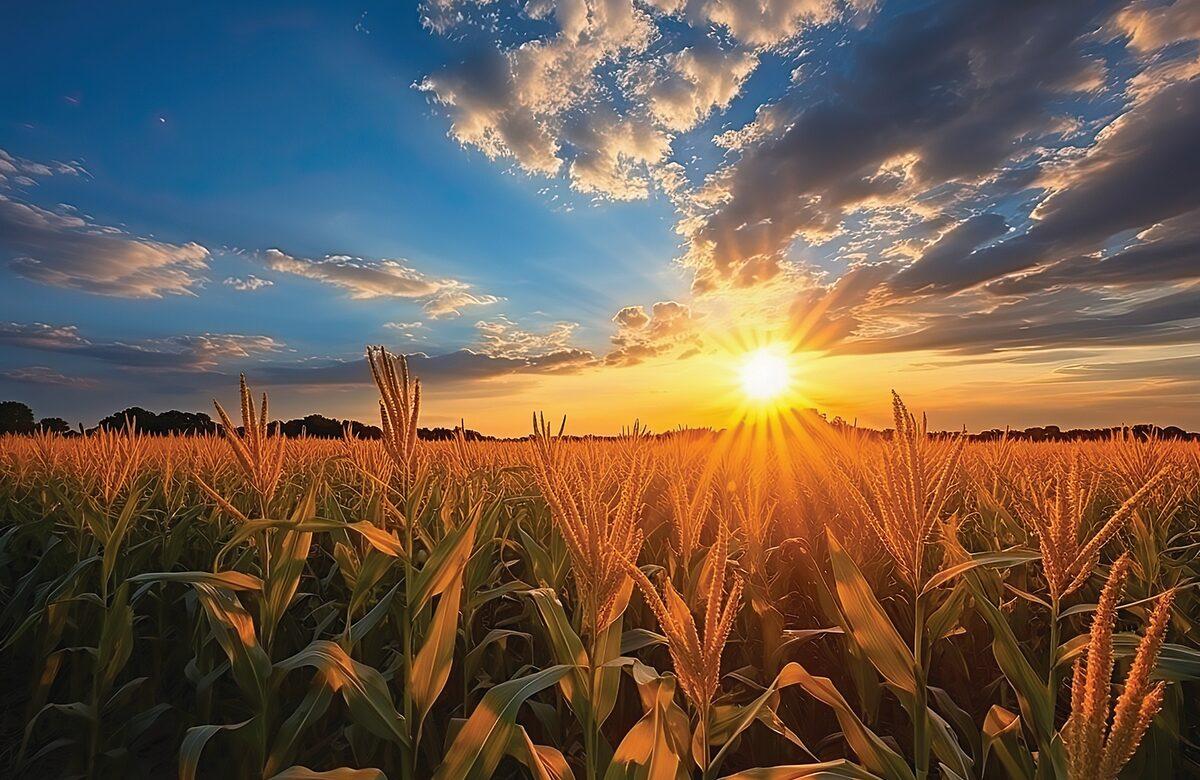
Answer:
[740,348,791,401]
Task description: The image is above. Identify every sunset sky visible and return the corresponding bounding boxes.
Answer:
[2,0,1199,435]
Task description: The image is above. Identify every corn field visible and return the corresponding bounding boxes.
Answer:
[1,347,1198,779]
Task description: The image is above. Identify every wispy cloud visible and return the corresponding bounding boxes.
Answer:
[0,365,97,389]
[0,147,85,188]
[0,195,210,298]
[223,275,274,291]
[262,248,501,318]
[0,321,283,372]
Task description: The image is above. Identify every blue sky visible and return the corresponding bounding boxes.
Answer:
[2,0,1199,433]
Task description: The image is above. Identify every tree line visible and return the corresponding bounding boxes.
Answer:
[0,401,491,441]
[2,400,1197,442]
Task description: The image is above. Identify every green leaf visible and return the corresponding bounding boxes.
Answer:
[265,676,336,776]
[605,662,688,780]
[179,719,252,780]
[920,549,1040,596]
[102,486,144,591]
[194,583,272,708]
[1057,634,1200,681]
[526,588,591,720]
[412,569,466,743]
[128,570,263,591]
[96,581,134,699]
[434,665,573,780]
[347,581,400,648]
[719,761,884,779]
[826,532,916,694]
[263,507,316,649]
[708,663,818,777]
[981,706,1034,780]
[266,767,385,780]
[411,511,479,613]
[276,640,409,747]
[775,662,914,780]
[508,724,577,780]
[963,573,1055,756]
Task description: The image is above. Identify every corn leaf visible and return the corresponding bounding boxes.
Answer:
[433,664,573,780]
[276,640,410,747]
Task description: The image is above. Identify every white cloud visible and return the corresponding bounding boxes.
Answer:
[0,147,86,188]
[634,44,760,132]
[475,315,581,358]
[0,321,283,371]
[0,195,209,298]
[262,248,501,317]
[0,365,97,388]
[223,275,273,291]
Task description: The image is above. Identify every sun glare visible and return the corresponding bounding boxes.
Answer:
[740,348,791,401]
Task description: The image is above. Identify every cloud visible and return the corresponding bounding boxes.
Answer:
[696,0,841,48]
[250,347,594,391]
[607,300,701,365]
[0,365,97,389]
[262,248,501,317]
[0,147,85,188]
[891,75,1200,297]
[475,316,583,358]
[0,321,283,371]
[223,275,274,291]
[417,0,1200,371]
[1052,354,1200,383]
[416,0,828,200]
[417,47,563,177]
[417,0,663,199]
[988,211,1200,295]
[835,285,1200,356]
[633,44,760,133]
[1115,0,1200,51]
[0,195,210,297]
[422,286,504,318]
[565,111,672,201]
[887,214,1010,295]
[682,0,1121,290]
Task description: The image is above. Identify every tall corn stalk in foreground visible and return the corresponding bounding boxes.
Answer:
[1015,453,1171,718]
[210,374,285,520]
[366,345,423,778]
[84,420,147,509]
[530,412,652,780]
[842,392,965,780]
[367,345,421,487]
[1063,554,1174,779]
[624,510,743,777]
[207,375,285,587]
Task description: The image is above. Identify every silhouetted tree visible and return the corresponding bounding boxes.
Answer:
[0,401,35,434]
[94,407,217,435]
[37,417,71,434]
